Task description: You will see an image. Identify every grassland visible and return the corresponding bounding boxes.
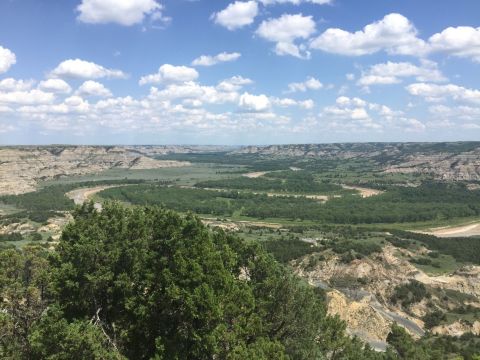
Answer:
[40,163,246,187]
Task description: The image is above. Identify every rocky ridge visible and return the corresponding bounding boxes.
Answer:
[0,146,193,195]
[232,142,480,181]
[294,245,480,346]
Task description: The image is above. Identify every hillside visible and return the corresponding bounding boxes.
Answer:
[232,142,480,181]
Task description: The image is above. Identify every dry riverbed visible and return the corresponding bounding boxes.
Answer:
[415,222,480,238]
[341,185,384,198]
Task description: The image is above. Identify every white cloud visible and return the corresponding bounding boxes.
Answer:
[300,99,315,109]
[0,124,15,133]
[77,0,163,26]
[192,52,241,66]
[308,14,480,64]
[139,64,199,85]
[212,1,258,30]
[50,59,127,79]
[77,80,112,97]
[310,13,427,56]
[149,81,239,105]
[406,83,480,104]
[0,46,16,74]
[38,79,72,94]
[429,104,480,122]
[321,96,419,132]
[256,14,316,58]
[271,97,315,109]
[216,76,253,92]
[0,89,55,105]
[425,105,480,129]
[357,60,446,87]
[287,77,323,92]
[428,26,480,63]
[0,78,35,92]
[260,0,332,4]
[239,92,271,112]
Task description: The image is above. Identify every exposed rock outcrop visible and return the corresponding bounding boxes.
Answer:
[0,146,192,195]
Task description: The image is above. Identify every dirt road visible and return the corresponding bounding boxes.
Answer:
[341,185,384,198]
[416,222,480,238]
[242,171,268,178]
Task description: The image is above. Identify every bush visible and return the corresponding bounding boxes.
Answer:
[422,310,446,329]
[391,280,429,307]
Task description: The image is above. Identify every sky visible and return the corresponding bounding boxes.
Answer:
[1,0,480,145]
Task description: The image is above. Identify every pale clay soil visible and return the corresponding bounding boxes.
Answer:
[341,185,384,198]
[242,171,269,178]
[416,222,480,238]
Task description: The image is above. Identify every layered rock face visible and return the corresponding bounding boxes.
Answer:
[0,146,191,195]
[384,151,480,181]
[295,245,480,345]
[232,142,480,181]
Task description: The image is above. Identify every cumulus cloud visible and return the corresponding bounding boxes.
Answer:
[287,77,323,92]
[429,104,480,122]
[428,26,480,63]
[76,80,112,97]
[0,89,55,105]
[310,13,427,56]
[357,60,446,88]
[309,13,480,64]
[139,64,199,85]
[406,83,480,104]
[271,97,315,109]
[0,78,35,92]
[260,0,332,4]
[239,92,271,112]
[216,76,253,92]
[0,124,15,133]
[77,0,164,26]
[50,59,127,79]
[148,80,240,105]
[321,96,420,132]
[212,1,258,30]
[38,79,72,94]
[256,14,316,58]
[192,52,241,66]
[0,46,16,74]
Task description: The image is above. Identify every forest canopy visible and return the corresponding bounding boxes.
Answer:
[1,202,478,359]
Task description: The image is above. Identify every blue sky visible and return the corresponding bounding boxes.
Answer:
[1,0,480,145]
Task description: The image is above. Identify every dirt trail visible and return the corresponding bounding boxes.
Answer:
[65,185,129,211]
[243,171,268,178]
[415,222,480,238]
[341,185,384,198]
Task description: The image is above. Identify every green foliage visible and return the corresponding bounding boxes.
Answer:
[100,185,236,216]
[30,233,43,242]
[1,202,477,359]
[50,202,368,359]
[331,241,382,258]
[0,180,147,223]
[422,310,446,329]
[391,280,429,308]
[391,230,480,264]
[386,323,437,359]
[29,306,125,360]
[196,170,342,194]
[0,185,75,212]
[100,182,480,225]
[0,246,50,359]
[424,333,480,360]
[262,238,318,263]
[0,232,24,242]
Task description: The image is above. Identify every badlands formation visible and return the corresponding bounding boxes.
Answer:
[0,146,191,195]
